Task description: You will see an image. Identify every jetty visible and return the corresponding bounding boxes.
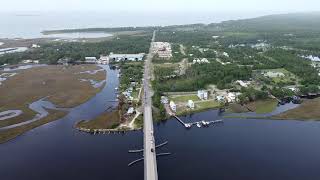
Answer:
[172,115,223,129]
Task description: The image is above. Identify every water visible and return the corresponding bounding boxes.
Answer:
[1,65,320,180]
[0,11,273,39]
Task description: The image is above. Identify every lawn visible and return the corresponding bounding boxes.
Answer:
[169,95,200,103]
[195,100,221,110]
[247,99,278,114]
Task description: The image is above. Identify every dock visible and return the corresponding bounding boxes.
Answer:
[172,115,223,129]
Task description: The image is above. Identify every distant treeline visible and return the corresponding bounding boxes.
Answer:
[42,26,156,35]
[0,34,152,65]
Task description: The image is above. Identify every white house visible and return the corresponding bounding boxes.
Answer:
[227,92,239,103]
[187,100,195,109]
[31,44,40,48]
[161,96,169,104]
[197,90,208,100]
[216,95,225,102]
[170,101,177,112]
[98,55,109,64]
[21,60,33,64]
[127,107,135,115]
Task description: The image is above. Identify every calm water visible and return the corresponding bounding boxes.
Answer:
[0,11,272,39]
[1,65,320,180]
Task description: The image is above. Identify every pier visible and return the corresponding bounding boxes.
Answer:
[173,115,223,128]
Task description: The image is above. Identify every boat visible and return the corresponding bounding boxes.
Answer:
[201,121,209,127]
[184,123,192,129]
[196,123,201,128]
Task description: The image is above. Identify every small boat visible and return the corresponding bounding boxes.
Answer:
[115,87,118,90]
[184,123,192,129]
[196,123,201,128]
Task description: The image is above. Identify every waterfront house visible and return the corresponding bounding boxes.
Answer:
[127,107,135,115]
[187,100,195,109]
[216,95,225,102]
[161,96,169,104]
[197,90,208,100]
[98,55,109,64]
[170,101,177,112]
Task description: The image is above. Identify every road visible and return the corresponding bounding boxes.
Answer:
[143,30,158,180]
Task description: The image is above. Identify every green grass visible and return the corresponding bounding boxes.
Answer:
[195,100,220,110]
[247,99,278,114]
[169,95,200,103]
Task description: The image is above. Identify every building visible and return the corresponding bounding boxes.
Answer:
[127,107,135,115]
[226,92,240,103]
[31,44,40,48]
[187,100,195,109]
[98,55,109,64]
[170,101,177,112]
[236,80,251,87]
[152,42,172,59]
[216,95,225,102]
[193,58,209,64]
[21,60,33,64]
[264,71,285,78]
[197,90,208,100]
[161,96,169,104]
[109,53,144,62]
[85,57,97,64]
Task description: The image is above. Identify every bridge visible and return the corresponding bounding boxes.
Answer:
[143,30,158,180]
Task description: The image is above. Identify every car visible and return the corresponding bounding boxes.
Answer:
[151,148,154,153]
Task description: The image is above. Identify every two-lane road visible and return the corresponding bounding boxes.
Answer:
[143,31,158,180]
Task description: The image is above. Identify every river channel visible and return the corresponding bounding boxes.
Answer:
[1,65,320,180]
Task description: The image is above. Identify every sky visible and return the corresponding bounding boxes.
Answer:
[1,0,320,13]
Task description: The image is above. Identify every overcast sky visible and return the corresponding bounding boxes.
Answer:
[1,0,320,13]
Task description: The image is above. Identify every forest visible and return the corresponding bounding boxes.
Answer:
[0,34,152,66]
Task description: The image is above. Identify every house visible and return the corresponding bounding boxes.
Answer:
[85,57,97,64]
[226,92,239,103]
[197,90,208,100]
[31,44,40,48]
[236,80,251,87]
[98,55,109,64]
[187,100,195,109]
[161,96,169,104]
[109,53,144,62]
[216,95,225,102]
[21,60,33,64]
[127,107,135,115]
[170,101,177,112]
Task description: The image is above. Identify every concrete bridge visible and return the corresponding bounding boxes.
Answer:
[143,30,158,180]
